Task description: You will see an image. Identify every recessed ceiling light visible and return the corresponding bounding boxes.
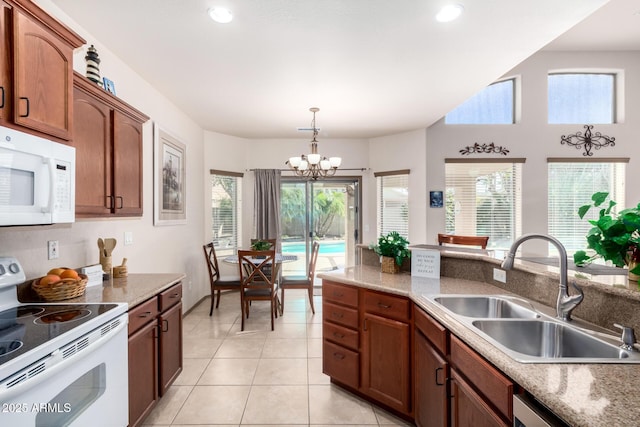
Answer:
[436,4,464,22]
[208,7,233,24]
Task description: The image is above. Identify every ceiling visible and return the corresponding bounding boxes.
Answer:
[49,0,636,139]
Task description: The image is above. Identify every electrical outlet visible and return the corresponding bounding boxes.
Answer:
[48,240,59,260]
[493,267,507,283]
[124,231,133,246]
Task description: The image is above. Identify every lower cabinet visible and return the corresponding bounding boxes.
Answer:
[450,369,509,427]
[128,282,183,427]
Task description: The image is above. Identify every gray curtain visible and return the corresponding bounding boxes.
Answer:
[253,169,281,243]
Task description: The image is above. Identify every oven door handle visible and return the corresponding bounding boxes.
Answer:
[0,316,127,402]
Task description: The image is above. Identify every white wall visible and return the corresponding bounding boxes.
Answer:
[0,0,208,311]
[426,50,640,256]
[367,129,428,246]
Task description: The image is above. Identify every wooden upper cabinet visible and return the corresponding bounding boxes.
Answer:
[8,0,84,140]
[0,1,10,122]
[73,85,112,216]
[72,72,148,217]
[113,109,143,216]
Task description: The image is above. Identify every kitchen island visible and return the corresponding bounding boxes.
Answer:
[318,247,640,427]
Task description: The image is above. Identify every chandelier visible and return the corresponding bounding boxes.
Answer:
[286,107,342,180]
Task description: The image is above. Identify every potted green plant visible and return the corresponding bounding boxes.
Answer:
[370,231,410,274]
[574,192,640,282]
[251,240,272,251]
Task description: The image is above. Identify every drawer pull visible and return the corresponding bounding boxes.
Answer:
[170,292,180,298]
[332,312,344,319]
[377,302,392,309]
[333,352,345,360]
[161,319,169,332]
[139,311,152,318]
[333,292,343,297]
[333,332,345,339]
[19,97,29,117]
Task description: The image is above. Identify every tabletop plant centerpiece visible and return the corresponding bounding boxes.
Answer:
[370,231,410,274]
[573,192,640,283]
[251,240,272,251]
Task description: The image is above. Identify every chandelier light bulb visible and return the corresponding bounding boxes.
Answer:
[299,160,309,171]
[307,153,321,165]
[329,157,342,167]
[320,159,331,170]
[288,157,302,167]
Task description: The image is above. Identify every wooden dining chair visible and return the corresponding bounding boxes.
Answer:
[237,249,279,331]
[437,233,489,249]
[203,243,242,315]
[280,241,320,314]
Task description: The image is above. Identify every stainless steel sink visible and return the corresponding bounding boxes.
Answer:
[472,319,640,362]
[433,295,539,319]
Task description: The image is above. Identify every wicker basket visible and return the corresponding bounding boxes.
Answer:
[381,256,401,274]
[32,274,88,301]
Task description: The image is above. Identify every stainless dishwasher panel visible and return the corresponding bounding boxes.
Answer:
[513,394,568,427]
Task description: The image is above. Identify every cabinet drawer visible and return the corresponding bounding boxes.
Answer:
[364,290,410,322]
[159,282,182,312]
[323,281,358,308]
[324,321,359,351]
[414,305,448,355]
[324,301,359,329]
[323,339,359,388]
[129,298,159,335]
[450,335,513,421]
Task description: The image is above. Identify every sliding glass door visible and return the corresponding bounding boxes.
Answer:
[280,178,361,280]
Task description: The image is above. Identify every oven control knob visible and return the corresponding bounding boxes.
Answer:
[8,263,20,274]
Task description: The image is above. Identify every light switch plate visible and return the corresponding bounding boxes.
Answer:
[493,268,507,283]
[48,240,59,260]
[124,231,133,246]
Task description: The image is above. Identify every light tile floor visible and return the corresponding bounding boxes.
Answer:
[142,289,413,426]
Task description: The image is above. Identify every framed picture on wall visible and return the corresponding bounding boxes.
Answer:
[430,190,443,208]
[153,123,187,225]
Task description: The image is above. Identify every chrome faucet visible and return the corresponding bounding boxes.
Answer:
[501,233,584,321]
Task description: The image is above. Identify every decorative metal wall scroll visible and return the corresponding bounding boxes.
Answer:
[560,125,615,157]
[459,142,509,156]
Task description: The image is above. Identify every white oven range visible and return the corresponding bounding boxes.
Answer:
[0,257,128,426]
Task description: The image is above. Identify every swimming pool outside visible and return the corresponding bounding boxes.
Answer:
[282,240,345,255]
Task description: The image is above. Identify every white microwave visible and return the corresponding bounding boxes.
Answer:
[0,126,75,226]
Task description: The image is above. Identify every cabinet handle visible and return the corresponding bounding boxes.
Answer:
[377,302,391,309]
[333,332,345,339]
[162,319,169,332]
[170,292,180,299]
[333,292,343,297]
[0,87,4,108]
[19,97,29,117]
[333,352,345,360]
[363,318,368,331]
[106,195,115,209]
[435,367,445,386]
[331,311,343,319]
[116,196,124,209]
[152,324,159,339]
[139,311,152,318]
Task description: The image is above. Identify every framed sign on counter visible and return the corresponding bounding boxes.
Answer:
[153,123,187,225]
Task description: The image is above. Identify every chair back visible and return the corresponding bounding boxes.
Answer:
[437,233,489,249]
[308,241,320,281]
[203,242,222,283]
[238,249,277,288]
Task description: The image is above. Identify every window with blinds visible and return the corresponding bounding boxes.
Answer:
[210,170,242,256]
[445,160,523,250]
[548,159,626,254]
[376,171,409,239]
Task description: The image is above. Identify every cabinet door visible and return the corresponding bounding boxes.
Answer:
[415,329,449,427]
[72,86,113,216]
[128,320,159,427]
[113,109,143,216]
[13,8,73,140]
[159,301,183,396]
[451,369,509,427]
[0,1,10,122]
[361,312,411,414]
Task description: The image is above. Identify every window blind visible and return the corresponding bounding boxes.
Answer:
[376,173,409,239]
[548,160,626,254]
[445,161,522,250]
[210,172,242,255]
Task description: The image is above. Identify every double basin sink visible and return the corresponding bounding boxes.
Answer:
[430,295,640,363]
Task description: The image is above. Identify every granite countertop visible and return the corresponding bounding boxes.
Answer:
[318,264,640,427]
[19,273,186,308]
